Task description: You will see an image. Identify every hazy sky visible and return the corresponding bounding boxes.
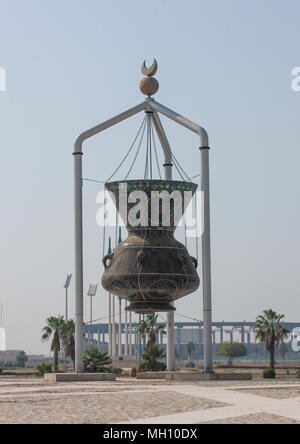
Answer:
[0,0,299,354]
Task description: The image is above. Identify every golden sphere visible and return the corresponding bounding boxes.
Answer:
[139,77,159,96]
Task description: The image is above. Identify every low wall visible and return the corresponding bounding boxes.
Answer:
[136,371,252,381]
[44,372,116,382]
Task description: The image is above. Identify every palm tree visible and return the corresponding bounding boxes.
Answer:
[84,346,112,373]
[41,316,65,372]
[138,314,166,349]
[139,344,166,372]
[61,319,75,370]
[254,309,289,370]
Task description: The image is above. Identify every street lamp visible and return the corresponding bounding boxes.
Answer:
[87,284,98,323]
[64,274,72,321]
[87,284,98,345]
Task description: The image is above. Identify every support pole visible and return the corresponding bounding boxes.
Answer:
[129,311,132,356]
[90,296,93,326]
[241,327,245,344]
[108,294,112,356]
[65,288,68,321]
[118,298,122,356]
[74,151,84,373]
[125,301,128,357]
[220,326,224,344]
[112,296,116,356]
[200,147,213,373]
[152,112,175,371]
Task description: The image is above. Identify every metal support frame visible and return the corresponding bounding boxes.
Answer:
[73,97,212,373]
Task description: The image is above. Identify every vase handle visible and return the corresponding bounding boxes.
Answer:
[191,256,198,269]
[102,253,113,270]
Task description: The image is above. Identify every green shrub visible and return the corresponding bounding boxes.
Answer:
[296,370,300,379]
[138,344,167,372]
[35,362,53,377]
[83,347,112,373]
[130,366,137,377]
[186,362,196,369]
[263,368,276,379]
[113,368,123,377]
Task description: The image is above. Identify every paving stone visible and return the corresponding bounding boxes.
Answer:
[0,389,226,424]
[201,413,300,424]
[233,387,300,399]
[1,378,300,424]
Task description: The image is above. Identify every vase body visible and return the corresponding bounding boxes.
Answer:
[101,180,199,313]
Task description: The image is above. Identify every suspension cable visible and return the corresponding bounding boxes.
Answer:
[124,116,147,179]
[106,116,147,182]
[86,308,202,325]
[171,152,191,182]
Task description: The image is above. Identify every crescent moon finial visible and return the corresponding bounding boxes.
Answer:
[141,58,158,77]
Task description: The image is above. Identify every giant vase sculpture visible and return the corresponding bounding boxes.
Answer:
[102,179,199,313]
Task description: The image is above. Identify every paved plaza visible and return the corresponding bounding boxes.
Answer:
[0,377,300,424]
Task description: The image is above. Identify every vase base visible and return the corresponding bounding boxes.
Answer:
[125,301,176,313]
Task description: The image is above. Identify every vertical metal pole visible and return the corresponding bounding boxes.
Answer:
[74,151,84,373]
[65,288,68,321]
[125,301,128,356]
[241,327,245,344]
[118,298,122,356]
[247,331,251,345]
[200,147,213,373]
[142,314,146,354]
[164,141,175,371]
[152,112,175,371]
[212,331,216,344]
[90,296,93,325]
[138,313,141,363]
[129,311,132,357]
[112,296,116,356]
[108,294,112,356]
